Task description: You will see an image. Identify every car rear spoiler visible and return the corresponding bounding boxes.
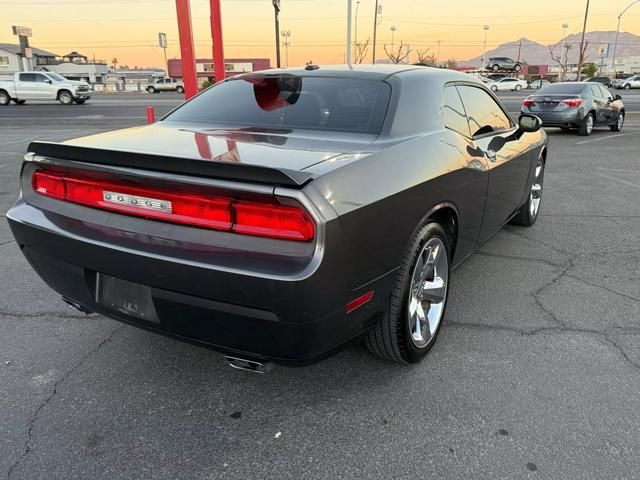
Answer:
[27,141,314,188]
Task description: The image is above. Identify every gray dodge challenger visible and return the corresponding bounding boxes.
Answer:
[7,65,548,370]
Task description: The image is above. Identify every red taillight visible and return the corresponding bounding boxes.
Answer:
[32,169,314,242]
[523,98,535,107]
[32,171,65,200]
[561,98,584,107]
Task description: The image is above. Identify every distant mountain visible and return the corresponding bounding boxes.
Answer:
[463,31,640,67]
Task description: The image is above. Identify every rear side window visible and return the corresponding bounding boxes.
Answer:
[589,85,601,97]
[538,84,586,95]
[166,74,392,134]
[457,85,512,136]
[19,73,35,82]
[443,86,469,136]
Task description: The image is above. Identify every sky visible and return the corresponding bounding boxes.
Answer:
[1,0,640,68]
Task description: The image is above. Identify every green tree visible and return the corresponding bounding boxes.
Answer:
[584,63,598,78]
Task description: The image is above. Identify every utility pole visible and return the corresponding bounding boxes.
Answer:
[281,30,291,67]
[482,25,490,70]
[390,25,396,49]
[354,1,360,46]
[372,0,381,63]
[273,0,281,68]
[346,0,353,65]
[561,23,569,81]
[517,40,522,63]
[611,0,640,78]
[576,0,590,82]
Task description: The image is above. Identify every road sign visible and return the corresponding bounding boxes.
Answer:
[24,47,33,59]
[158,32,167,48]
[12,25,32,37]
[598,43,610,58]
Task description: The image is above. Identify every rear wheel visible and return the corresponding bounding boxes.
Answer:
[0,90,10,105]
[514,64,522,72]
[147,86,156,93]
[624,84,631,90]
[58,90,73,105]
[492,64,500,72]
[610,111,625,132]
[13,99,26,105]
[578,113,594,136]
[491,85,498,92]
[510,155,545,226]
[515,84,522,91]
[364,222,451,364]
[176,86,184,94]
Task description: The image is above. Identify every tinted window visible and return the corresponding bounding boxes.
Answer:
[538,83,586,95]
[33,74,49,83]
[166,74,392,134]
[19,73,35,82]
[457,85,512,136]
[589,85,601,97]
[443,86,469,136]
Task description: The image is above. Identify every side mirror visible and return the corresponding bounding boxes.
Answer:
[518,114,542,133]
[45,79,52,84]
[615,94,622,101]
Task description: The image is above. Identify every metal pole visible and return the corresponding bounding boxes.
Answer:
[346,0,352,65]
[561,23,568,81]
[482,25,489,70]
[163,46,168,76]
[611,1,640,78]
[210,0,225,83]
[576,0,590,82]
[354,1,360,45]
[175,0,198,99]
[372,0,379,63]
[275,6,281,68]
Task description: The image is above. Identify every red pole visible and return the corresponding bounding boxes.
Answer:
[146,106,156,124]
[175,0,198,99]
[210,0,225,83]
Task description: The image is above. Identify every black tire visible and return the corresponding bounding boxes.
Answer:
[491,85,498,92]
[13,99,26,105]
[147,86,156,94]
[58,90,73,105]
[577,112,594,136]
[0,90,10,106]
[75,99,86,104]
[624,84,631,90]
[510,154,545,227]
[364,222,451,364]
[611,111,625,132]
[176,86,184,94]
[514,64,522,72]
[515,84,522,91]
[492,64,500,72]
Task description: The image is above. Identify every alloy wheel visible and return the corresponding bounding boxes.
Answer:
[585,115,594,135]
[528,157,544,220]
[408,237,448,349]
[0,92,9,105]
[617,113,624,131]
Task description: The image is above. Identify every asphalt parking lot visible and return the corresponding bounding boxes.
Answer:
[2,92,640,479]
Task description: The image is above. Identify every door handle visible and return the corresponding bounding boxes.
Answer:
[484,149,497,162]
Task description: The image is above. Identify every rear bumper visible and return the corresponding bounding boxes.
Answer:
[521,108,585,127]
[7,199,392,365]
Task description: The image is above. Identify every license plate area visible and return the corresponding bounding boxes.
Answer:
[95,273,159,323]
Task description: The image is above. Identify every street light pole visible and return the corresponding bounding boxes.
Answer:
[611,0,640,78]
[561,23,568,81]
[482,25,490,70]
[354,1,360,46]
[372,0,381,63]
[390,25,396,49]
[576,0,590,82]
[346,0,352,65]
[273,0,281,68]
[281,30,291,67]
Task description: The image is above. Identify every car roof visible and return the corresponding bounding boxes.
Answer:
[232,64,476,83]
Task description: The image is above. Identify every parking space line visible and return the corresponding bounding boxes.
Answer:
[576,131,640,145]
[598,173,640,189]
[597,167,640,175]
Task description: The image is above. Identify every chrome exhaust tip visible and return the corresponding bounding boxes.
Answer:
[62,297,93,315]
[224,355,274,374]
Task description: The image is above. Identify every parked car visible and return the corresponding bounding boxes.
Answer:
[529,78,551,89]
[484,73,508,82]
[0,71,92,105]
[146,77,185,94]
[615,75,640,90]
[522,82,625,136]
[485,57,522,72]
[8,66,548,368]
[489,77,528,91]
[584,76,613,88]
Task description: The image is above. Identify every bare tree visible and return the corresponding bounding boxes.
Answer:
[354,39,370,64]
[549,44,571,81]
[415,48,436,66]
[446,58,458,70]
[384,41,411,64]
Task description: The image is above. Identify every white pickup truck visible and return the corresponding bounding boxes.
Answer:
[0,71,92,105]
[146,77,184,94]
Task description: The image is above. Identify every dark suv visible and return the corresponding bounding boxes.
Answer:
[485,57,522,72]
[521,82,625,136]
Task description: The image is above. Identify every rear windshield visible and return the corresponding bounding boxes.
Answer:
[537,84,586,95]
[165,74,391,134]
